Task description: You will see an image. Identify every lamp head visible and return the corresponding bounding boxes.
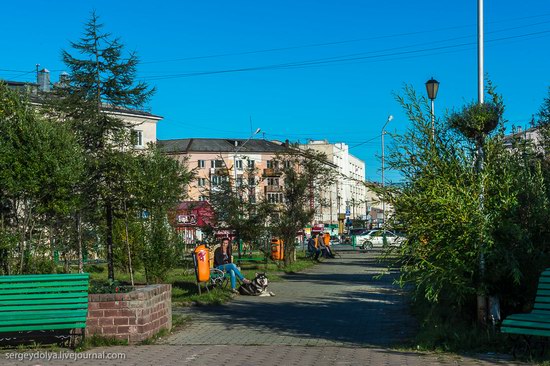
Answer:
[254,128,261,135]
[388,115,393,122]
[425,77,440,100]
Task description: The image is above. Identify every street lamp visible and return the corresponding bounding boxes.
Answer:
[234,128,261,196]
[381,115,393,227]
[425,77,440,138]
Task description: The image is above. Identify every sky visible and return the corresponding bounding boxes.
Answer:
[1,0,549,183]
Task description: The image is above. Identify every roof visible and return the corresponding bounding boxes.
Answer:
[157,138,288,154]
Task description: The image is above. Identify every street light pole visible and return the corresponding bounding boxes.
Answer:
[425,78,440,139]
[381,115,393,227]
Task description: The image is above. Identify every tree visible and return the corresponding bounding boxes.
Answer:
[52,12,155,280]
[385,84,550,340]
[0,82,84,274]
[269,147,336,266]
[206,157,272,253]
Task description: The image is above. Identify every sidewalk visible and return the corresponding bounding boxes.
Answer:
[0,250,524,365]
[164,249,415,346]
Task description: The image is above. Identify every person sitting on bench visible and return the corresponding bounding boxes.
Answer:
[307,234,321,260]
[214,238,251,293]
[321,232,335,258]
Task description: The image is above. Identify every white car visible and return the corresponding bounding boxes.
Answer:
[359,230,405,249]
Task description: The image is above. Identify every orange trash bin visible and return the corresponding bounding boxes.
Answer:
[271,238,284,261]
[194,244,210,283]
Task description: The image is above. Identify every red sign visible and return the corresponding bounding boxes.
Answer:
[173,201,215,228]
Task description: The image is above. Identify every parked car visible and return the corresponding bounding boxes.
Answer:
[359,230,405,249]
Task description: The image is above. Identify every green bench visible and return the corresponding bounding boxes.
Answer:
[0,273,89,345]
[501,268,550,356]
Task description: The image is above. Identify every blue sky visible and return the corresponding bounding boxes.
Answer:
[1,1,549,182]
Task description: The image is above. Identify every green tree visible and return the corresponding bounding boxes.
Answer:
[0,82,84,274]
[269,147,336,266]
[386,85,550,341]
[207,157,272,253]
[51,11,155,280]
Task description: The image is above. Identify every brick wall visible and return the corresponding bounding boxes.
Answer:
[86,284,172,344]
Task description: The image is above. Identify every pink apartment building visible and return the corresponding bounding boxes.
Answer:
[158,138,289,204]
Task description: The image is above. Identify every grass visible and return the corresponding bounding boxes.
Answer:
[77,334,128,351]
[87,250,318,306]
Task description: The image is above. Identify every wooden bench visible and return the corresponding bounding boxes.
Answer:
[501,268,550,356]
[0,273,90,346]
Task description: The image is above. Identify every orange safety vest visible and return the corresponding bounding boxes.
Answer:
[324,233,331,246]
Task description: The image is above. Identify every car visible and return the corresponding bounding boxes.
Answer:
[359,230,405,249]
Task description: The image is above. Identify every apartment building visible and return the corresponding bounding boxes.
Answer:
[157,138,288,202]
[301,140,367,225]
[3,68,161,148]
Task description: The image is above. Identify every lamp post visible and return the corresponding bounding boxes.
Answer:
[425,78,440,139]
[381,115,393,227]
[234,128,261,196]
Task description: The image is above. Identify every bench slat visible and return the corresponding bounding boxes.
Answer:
[0,280,89,290]
[0,322,86,332]
[0,310,87,320]
[0,286,89,295]
[0,297,88,306]
[0,316,87,327]
[0,303,87,312]
[507,313,550,323]
[538,283,550,290]
[0,292,88,301]
[502,319,550,330]
[0,274,89,283]
[502,326,550,337]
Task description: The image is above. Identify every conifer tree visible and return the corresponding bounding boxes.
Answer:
[57,11,154,280]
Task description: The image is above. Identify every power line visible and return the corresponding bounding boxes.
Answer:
[140,13,550,65]
[140,28,550,81]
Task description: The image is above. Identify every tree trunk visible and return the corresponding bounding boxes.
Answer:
[124,201,134,286]
[106,201,115,281]
[76,212,84,273]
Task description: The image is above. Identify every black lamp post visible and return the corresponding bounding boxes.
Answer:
[425,78,440,138]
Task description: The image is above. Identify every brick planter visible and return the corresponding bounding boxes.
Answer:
[86,284,172,344]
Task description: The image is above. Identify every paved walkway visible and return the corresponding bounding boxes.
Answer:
[0,250,524,365]
[165,249,415,347]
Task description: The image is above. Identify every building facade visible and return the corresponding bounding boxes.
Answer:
[158,138,288,203]
[300,140,367,225]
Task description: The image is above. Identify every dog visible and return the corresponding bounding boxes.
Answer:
[238,273,275,297]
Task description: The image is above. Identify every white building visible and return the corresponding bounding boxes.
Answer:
[301,140,367,225]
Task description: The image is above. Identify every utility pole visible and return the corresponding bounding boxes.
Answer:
[381,115,393,227]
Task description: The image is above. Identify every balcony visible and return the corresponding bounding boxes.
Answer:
[210,167,229,175]
[263,168,282,177]
[264,185,283,194]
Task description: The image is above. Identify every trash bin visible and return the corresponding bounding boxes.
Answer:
[271,238,284,261]
[194,244,210,283]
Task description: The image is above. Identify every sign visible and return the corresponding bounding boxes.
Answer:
[177,214,197,225]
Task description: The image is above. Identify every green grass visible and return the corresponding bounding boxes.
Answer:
[77,334,128,351]
[87,251,318,306]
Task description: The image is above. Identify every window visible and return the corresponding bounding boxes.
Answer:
[211,160,224,168]
[236,177,243,187]
[197,160,205,168]
[198,195,208,202]
[235,159,243,169]
[267,160,279,169]
[132,130,143,147]
[211,175,227,186]
[248,177,256,186]
[248,159,255,168]
[284,160,291,169]
[268,177,279,186]
[249,193,256,203]
[197,178,206,187]
[267,193,284,203]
